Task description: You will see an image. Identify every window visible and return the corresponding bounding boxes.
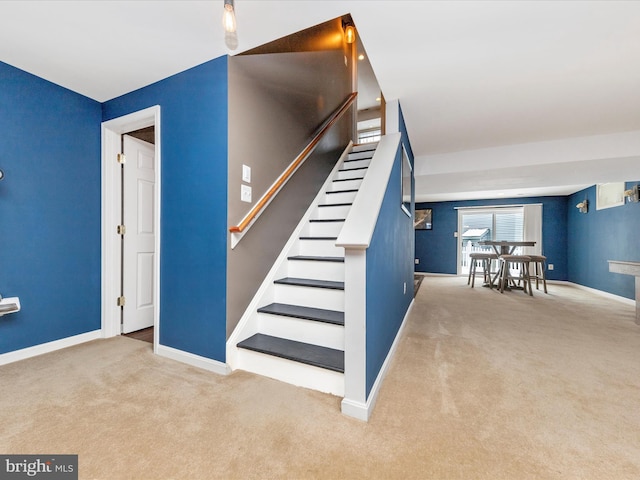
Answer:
[358,128,381,144]
[458,207,524,274]
[596,182,625,210]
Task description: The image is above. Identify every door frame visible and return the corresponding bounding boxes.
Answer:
[101,106,161,352]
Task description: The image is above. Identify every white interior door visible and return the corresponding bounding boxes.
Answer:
[122,135,156,333]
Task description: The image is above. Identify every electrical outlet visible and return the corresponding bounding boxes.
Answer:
[415,258,420,264]
[403,282,406,294]
[454,232,458,237]
[241,185,252,203]
[548,264,554,271]
[242,164,251,183]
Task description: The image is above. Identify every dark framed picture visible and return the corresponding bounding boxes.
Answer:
[415,208,432,230]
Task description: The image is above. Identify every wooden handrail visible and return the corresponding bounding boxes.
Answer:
[229,92,358,234]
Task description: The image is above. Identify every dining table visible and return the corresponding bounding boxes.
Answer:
[477,240,536,290]
[478,240,536,256]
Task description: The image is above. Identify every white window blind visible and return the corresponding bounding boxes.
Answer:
[460,208,524,242]
[494,211,523,242]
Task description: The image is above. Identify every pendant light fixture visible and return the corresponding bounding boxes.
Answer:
[342,19,356,44]
[344,25,356,44]
[223,0,238,50]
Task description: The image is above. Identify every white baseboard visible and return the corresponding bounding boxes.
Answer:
[341,397,368,421]
[156,344,231,376]
[0,329,102,366]
[567,281,635,307]
[341,298,415,422]
[415,272,459,278]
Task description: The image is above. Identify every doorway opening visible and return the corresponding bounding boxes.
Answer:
[101,106,161,352]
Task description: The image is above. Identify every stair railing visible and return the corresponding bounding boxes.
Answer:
[229,92,357,247]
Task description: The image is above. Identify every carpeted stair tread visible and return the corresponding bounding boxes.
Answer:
[237,334,344,372]
[257,303,344,325]
[288,255,344,263]
[274,277,344,290]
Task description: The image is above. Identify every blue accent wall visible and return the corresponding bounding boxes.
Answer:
[415,196,569,281]
[0,61,102,354]
[102,57,229,362]
[568,183,640,299]
[365,106,415,397]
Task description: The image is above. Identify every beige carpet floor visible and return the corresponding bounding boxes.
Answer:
[1,277,640,479]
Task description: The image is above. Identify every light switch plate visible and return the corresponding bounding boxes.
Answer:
[242,164,251,183]
[241,184,252,203]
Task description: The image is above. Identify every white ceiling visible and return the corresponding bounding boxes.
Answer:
[1,1,639,201]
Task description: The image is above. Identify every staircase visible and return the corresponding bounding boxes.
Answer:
[231,142,377,396]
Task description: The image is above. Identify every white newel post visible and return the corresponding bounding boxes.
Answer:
[341,248,368,420]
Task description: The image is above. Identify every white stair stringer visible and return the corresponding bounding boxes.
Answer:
[226,141,378,397]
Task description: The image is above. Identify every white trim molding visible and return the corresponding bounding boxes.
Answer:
[0,330,102,366]
[101,106,161,353]
[567,281,636,307]
[156,344,231,376]
[342,299,415,421]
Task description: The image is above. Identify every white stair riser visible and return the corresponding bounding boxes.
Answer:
[236,349,344,396]
[352,142,377,151]
[329,178,362,191]
[315,204,351,219]
[287,259,344,282]
[324,191,357,204]
[297,239,344,257]
[342,158,370,170]
[336,168,367,181]
[274,284,344,311]
[308,220,345,237]
[257,314,344,350]
[349,148,376,157]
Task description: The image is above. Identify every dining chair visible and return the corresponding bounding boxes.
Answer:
[498,255,533,295]
[527,254,548,293]
[468,252,498,288]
